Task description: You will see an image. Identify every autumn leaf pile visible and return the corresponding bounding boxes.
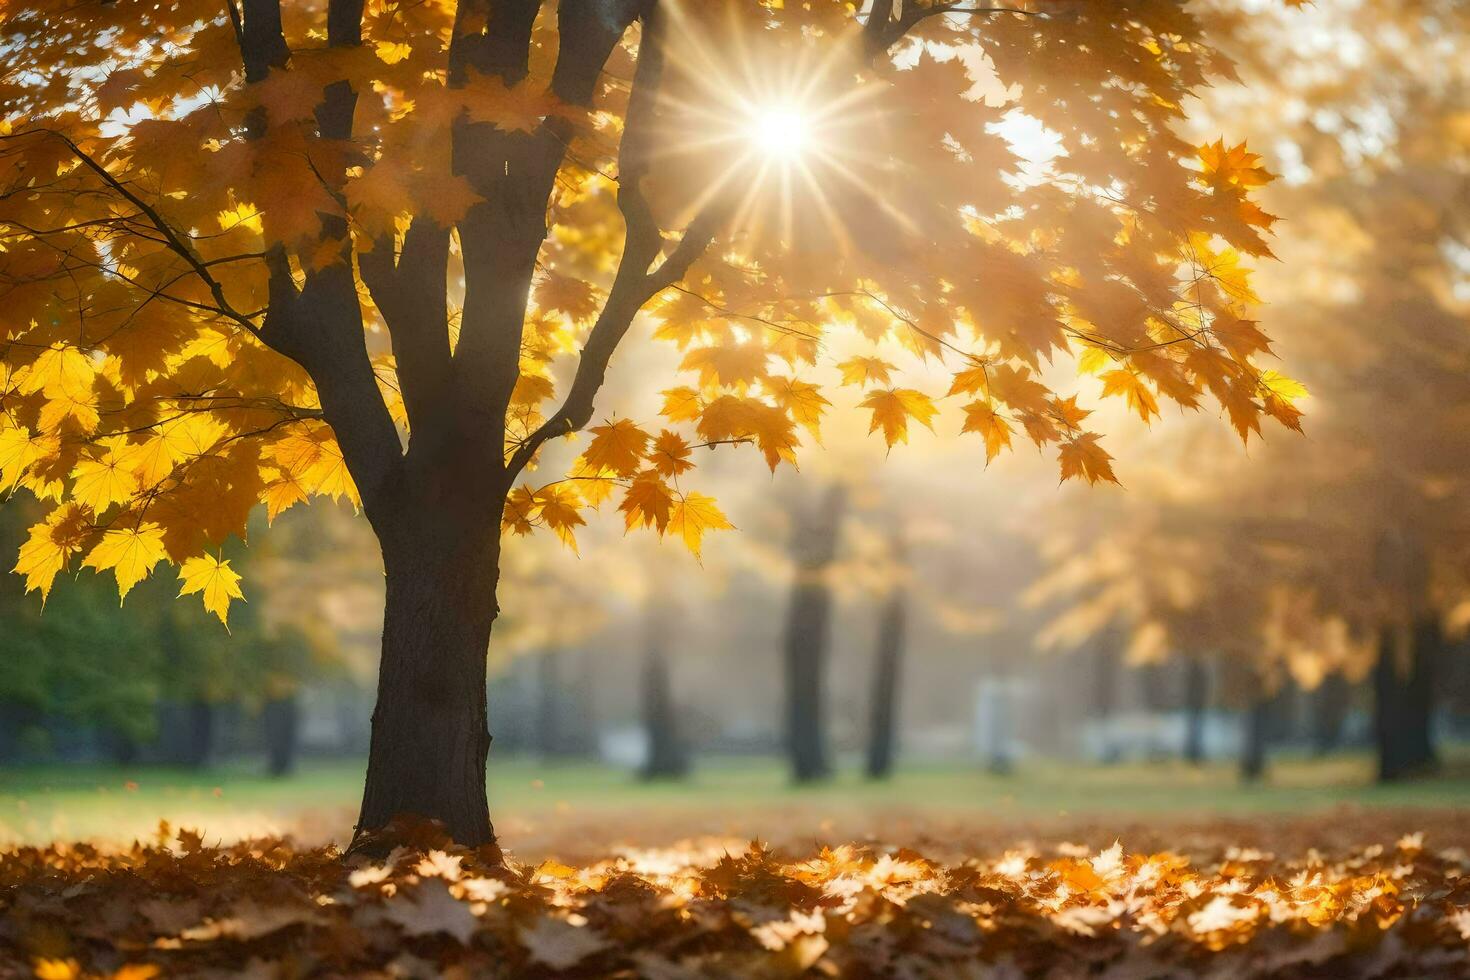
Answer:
[5,825,1470,978]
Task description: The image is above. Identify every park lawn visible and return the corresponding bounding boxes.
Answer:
[4,748,1470,854]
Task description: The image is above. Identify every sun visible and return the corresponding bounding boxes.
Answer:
[749,105,812,159]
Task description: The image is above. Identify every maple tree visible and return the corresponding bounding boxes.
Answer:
[1028,0,1470,782]
[0,0,1296,849]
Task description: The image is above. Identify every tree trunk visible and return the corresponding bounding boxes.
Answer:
[640,641,688,780]
[1183,656,1209,766]
[1092,640,1120,764]
[1239,696,1269,782]
[864,586,906,781]
[352,529,500,854]
[783,487,845,784]
[263,695,299,777]
[1374,622,1441,782]
[1309,671,1352,756]
[536,646,563,759]
[180,700,216,769]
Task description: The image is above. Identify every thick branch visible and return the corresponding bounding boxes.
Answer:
[505,3,728,478]
[449,0,541,86]
[867,2,1042,53]
[358,218,454,444]
[327,0,365,46]
[228,0,404,519]
[450,0,645,470]
[239,0,290,82]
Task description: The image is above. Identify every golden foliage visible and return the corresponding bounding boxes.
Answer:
[0,0,1297,620]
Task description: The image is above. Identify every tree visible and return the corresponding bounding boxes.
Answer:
[639,601,689,780]
[782,483,845,783]
[1,0,1293,849]
[864,534,908,780]
[1029,0,1470,786]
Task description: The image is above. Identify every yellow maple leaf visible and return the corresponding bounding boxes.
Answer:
[620,472,674,533]
[502,485,537,537]
[216,202,263,235]
[861,388,938,448]
[177,554,245,628]
[669,493,732,560]
[767,377,830,440]
[262,468,309,524]
[13,504,92,601]
[680,344,768,390]
[1058,433,1118,485]
[83,522,168,601]
[1099,369,1160,423]
[648,430,694,478]
[837,356,896,388]
[71,454,140,513]
[534,272,601,322]
[21,345,94,401]
[1198,139,1276,189]
[1257,370,1308,402]
[660,387,703,423]
[0,425,48,491]
[960,401,1014,463]
[533,484,586,553]
[374,40,413,65]
[582,419,649,477]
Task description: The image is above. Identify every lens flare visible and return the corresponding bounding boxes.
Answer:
[749,106,811,159]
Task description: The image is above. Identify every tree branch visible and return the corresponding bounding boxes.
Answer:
[14,130,266,342]
[506,6,729,478]
[239,0,290,82]
[358,218,454,444]
[874,2,1042,50]
[450,0,645,473]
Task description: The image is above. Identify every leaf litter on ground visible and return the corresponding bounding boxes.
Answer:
[4,817,1470,978]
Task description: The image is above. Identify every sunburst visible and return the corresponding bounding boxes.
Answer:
[641,1,912,259]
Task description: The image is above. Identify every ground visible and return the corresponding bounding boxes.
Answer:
[5,754,1470,976]
[6,752,1470,858]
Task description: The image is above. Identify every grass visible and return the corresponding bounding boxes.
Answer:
[3,749,1470,849]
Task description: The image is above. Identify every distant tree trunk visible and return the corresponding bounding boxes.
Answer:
[1309,671,1352,756]
[1239,695,1269,782]
[1183,656,1209,765]
[263,695,300,777]
[783,486,845,783]
[1092,641,1120,764]
[1374,622,1441,781]
[864,584,907,780]
[104,728,140,766]
[181,700,216,769]
[640,641,688,780]
[536,647,564,760]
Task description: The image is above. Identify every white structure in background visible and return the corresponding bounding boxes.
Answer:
[972,676,1030,768]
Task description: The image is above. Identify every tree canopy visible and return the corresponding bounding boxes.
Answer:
[1,0,1297,622]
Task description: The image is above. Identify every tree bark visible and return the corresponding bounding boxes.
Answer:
[263,695,299,777]
[783,486,845,784]
[1182,656,1209,766]
[864,586,906,781]
[352,523,501,854]
[1239,695,1269,783]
